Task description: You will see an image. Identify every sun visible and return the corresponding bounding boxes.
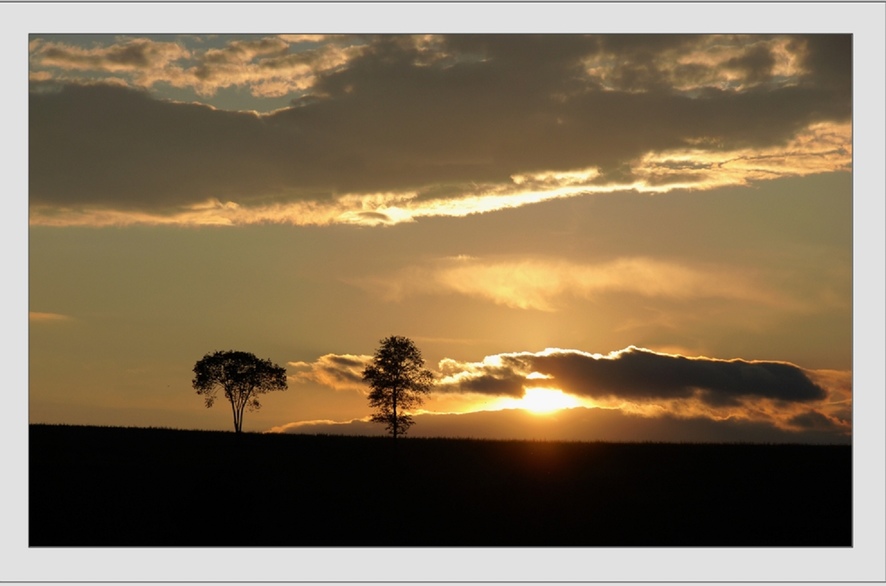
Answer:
[517,387,583,414]
[479,386,588,415]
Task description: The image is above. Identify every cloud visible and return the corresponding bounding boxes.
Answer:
[29,35,364,99]
[29,311,73,323]
[437,354,527,398]
[288,353,371,392]
[352,255,796,311]
[547,347,824,401]
[436,346,833,402]
[187,36,363,98]
[31,37,190,75]
[267,417,380,435]
[290,345,850,438]
[786,409,846,432]
[29,34,851,227]
[433,346,850,435]
[586,36,835,95]
[269,405,850,445]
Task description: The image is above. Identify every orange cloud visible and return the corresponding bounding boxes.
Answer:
[584,36,809,94]
[31,37,190,74]
[29,35,366,99]
[29,311,73,322]
[353,256,795,311]
[267,417,375,434]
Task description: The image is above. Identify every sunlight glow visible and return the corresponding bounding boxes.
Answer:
[502,387,586,415]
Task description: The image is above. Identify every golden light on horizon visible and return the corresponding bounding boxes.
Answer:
[496,387,586,415]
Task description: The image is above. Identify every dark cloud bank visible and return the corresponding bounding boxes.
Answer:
[445,346,829,406]
[30,34,851,214]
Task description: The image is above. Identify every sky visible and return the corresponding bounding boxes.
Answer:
[28,32,858,444]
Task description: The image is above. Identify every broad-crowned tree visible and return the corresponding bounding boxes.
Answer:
[362,336,434,439]
[192,350,287,433]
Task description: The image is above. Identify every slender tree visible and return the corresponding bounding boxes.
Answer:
[363,336,434,440]
[192,350,287,433]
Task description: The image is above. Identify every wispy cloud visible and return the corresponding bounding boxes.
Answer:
[351,255,796,311]
[29,311,73,323]
[31,37,190,76]
[29,35,365,99]
[267,417,377,435]
[585,35,811,94]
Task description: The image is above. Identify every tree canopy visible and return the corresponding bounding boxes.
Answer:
[362,336,434,439]
[192,350,287,433]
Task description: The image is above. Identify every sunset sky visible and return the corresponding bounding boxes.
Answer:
[25,31,861,444]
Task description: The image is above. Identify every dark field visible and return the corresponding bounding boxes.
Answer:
[29,424,852,547]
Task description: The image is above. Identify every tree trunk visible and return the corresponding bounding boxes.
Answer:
[232,399,244,433]
[392,388,398,441]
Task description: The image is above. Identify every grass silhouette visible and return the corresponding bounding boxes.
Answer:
[29,424,851,546]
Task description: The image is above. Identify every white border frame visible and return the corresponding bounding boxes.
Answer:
[4,2,884,582]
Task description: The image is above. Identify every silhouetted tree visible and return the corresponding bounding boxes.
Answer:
[363,335,434,440]
[192,350,287,433]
